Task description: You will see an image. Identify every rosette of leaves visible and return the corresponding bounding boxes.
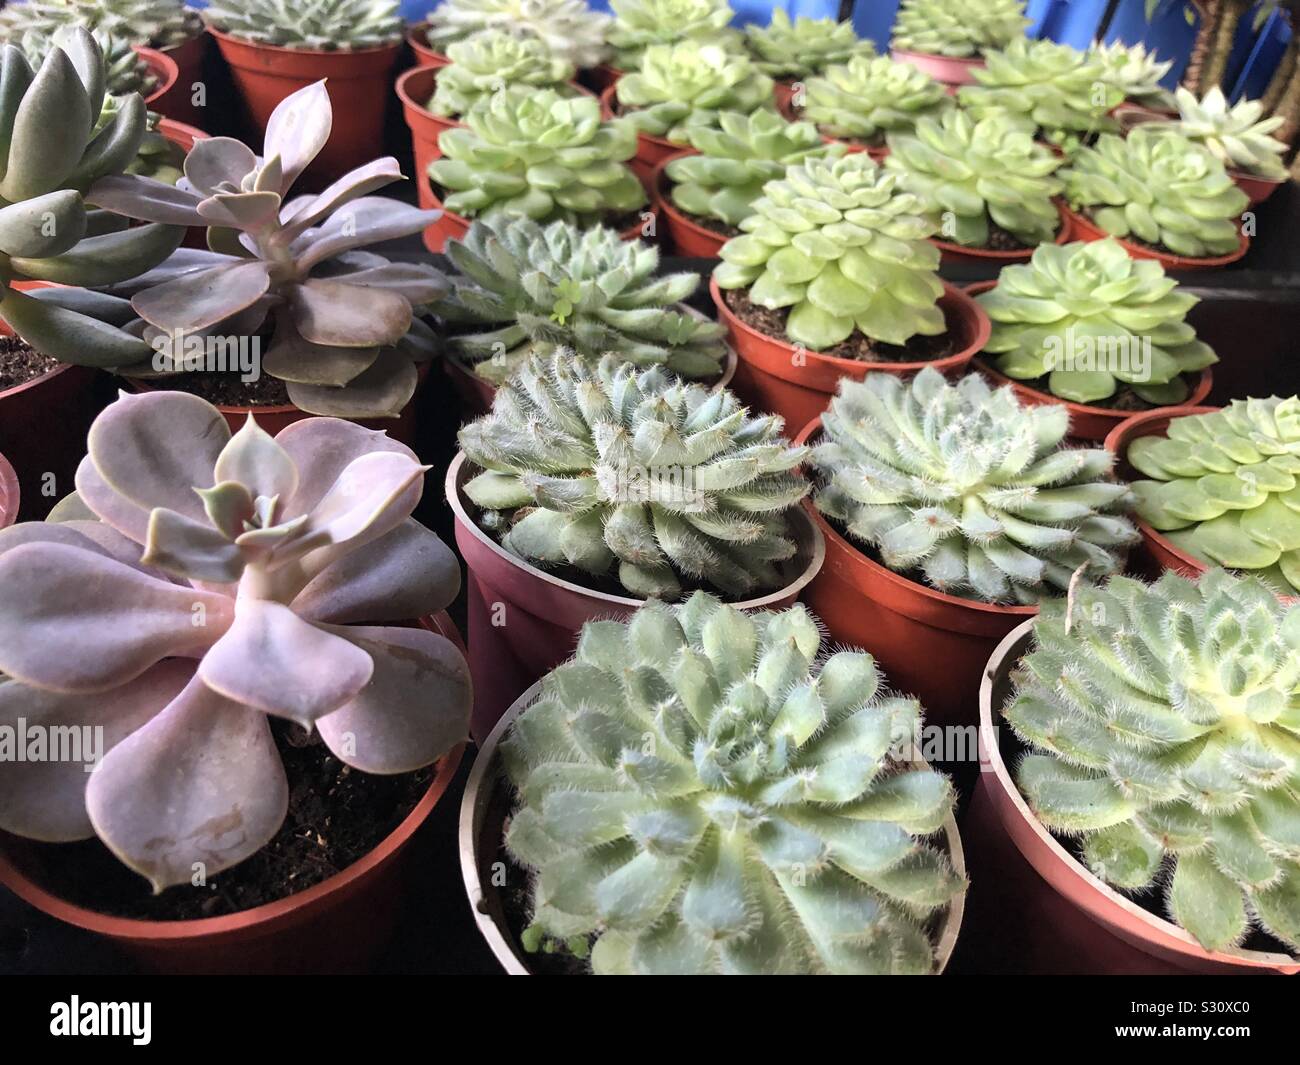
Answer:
[0,0,202,50]
[1062,128,1249,258]
[1128,398,1300,592]
[429,87,645,226]
[884,109,1064,248]
[665,110,843,228]
[812,367,1137,604]
[606,0,739,71]
[202,0,403,50]
[501,593,966,973]
[976,239,1218,405]
[1002,568,1300,954]
[1091,39,1175,111]
[890,0,1028,59]
[423,0,610,69]
[744,10,875,80]
[0,389,471,891]
[1160,86,1288,181]
[0,12,156,95]
[426,30,574,119]
[435,216,728,386]
[615,40,774,145]
[713,153,946,351]
[802,55,950,146]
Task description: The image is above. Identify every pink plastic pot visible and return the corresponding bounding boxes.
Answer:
[600,82,690,186]
[0,450,18,529]
[138,46,179,109]
[1065,204,1251,269]
[932,201,1073,266]
[153,31,208,125]
[890,48,985,89]
[405,23,449,69]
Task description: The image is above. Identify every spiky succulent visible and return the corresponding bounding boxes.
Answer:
[202,0,402,49]
[500,593,967,974]
[744,10,875,80]
[1003,568,1300,954]
[976,239,1218,406]
[0,0,202,49]
[460,351,809,599]
[606,0,739,71]
[615,40,774,145]
[884,109,1064,247]
[665,110,843,228]
[426,29,574,119]
[1091,40,1175,111]
[802,55,950,147]
[428,87,646,227]
[423,0,610,69]
[1158,86,1288,181]
[813,368,1138,604]
[714,153,945,351]
[435,216,727,386]
[0,11,156,95]
[890,0,1028,59]
[1063,128,1249,258]
[0,390,471,891]
[1128,398,1300,593]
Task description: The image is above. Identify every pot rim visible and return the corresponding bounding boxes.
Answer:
[931,200,1074,261]
[0,280,78,404]
[1064,203,1251,269]
[136,45,179,106]
[0,449,18,529]
[889,47,988,68]
[157,116,211,147]
[205,23,403,60]
[404,21,447,64]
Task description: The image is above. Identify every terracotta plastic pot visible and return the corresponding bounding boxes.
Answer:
[1065,205,1250,269]
[447,450,826,742]
[153,31,208,125]
[971,619,1299,974]
[599,83,690,185]
[713,275,990,435]
[772,79,795,113]
[208,27,401,186]
[1231,168,1286,207]
[652,152,729,257]
[405,23,448,69]
[138,46,179,109]
[0,450,18,529]
[890,48,985,89]
[0,613,467,976]
[932,201,1073,266]
[460,677,967,974]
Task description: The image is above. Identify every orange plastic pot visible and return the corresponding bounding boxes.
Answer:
[153,31,208,125]
[599,83,690,185]
[405,23,448,69]
[1231,168,1286,207]
[890,48,985,89]
[932,201,1073,266]
[652,152,728,258]
[138,46,178,109]
[712,275,990,434]
[0,449,17,529]
[1065,204,1250,269]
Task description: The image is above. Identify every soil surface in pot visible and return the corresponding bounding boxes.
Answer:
[17,720,432,921]
[0,336,59,391]
[975,357,1194,413]
[723,286,959,363]
[674,203,742,239]
[946,220,1060,253]
[143,368,292,407]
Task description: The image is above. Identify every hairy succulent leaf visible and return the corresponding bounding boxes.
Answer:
[426,29,573,118]
[607,0,739,71]
[424,0,610,69]
[203,0,402,49]
[744,10,874,79]
[802,55,949,146]
[890,0,1028,59]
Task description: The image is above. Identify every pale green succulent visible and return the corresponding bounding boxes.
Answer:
[744,10,875,79]
[0,0,202,50]
[1003,568,1300,954]
[890,0,1028,59]
[976,239,1218,405]
[1129,398,1300,592]
[1159,86,1288,181]
[813,367,1137,604]
[203,0,403,49]
[424,0,611,69]
[0,11,155,95]
[1090,40,1176,111]
[426,29,574,118]
[802,55,950,146]
[606,0,739,71]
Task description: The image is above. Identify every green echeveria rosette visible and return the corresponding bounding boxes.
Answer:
[890,0,1029,59]
[423,0,611,69]
[203,0,404,49]
[426,29,575,118]
[744,10,875,80]
[1157,86,1288,181]
[606,0,740,72]
[884,109,1064,248]
[976,239,1218,406]
[802,54,950,147]
[1090,39,1176,112]
[1062,128,1249,259]
[1128,398,1300,593]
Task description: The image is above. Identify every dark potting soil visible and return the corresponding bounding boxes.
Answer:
[723,285,960,364]
[19,719,432,921]
[975,357,1186,412]
[0,336,59,392]
[677,206,743,239]
[949,221,1058,253]
[137,369,291,408]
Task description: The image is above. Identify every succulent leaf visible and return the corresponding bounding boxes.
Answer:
[607,0,739,72]
[1156,86,1288,181]
[426,29,574,118]
[424,0,611,69]
[1090,40,1176,111]
[744,10,874,79]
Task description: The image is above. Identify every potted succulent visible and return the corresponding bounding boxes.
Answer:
[976,569,1300,974]
[889,0,1029,88]
[744,10,875,113]
[604,0,739,81]
[0,449,17,528]
[461,595,968,974]
[972,239,1218,440]
[1107,398,1300,594]
[1062,127,1251,268]
[448,349,824,739]
[0,16,176,103]
[711,153,991,433]
[796,367,1138,726]
[420,0,610,72]
[201,0,404,185]
[1090,39,1176,116]
[656,111,843,257]
[0,389,472,974]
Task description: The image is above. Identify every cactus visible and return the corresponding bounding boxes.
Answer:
[606,0,739,71]
[423,0,611,69]
[1002,568,1300,954]
[812,367,1138,604]
[0,0,202,50]
[425,29,574,118]
[802,55,950,147]
[1159,86,1288,181]
[744,10,874,80]
[890,0,1028,59]
[459,350,809,599]
[1091,40,1175,111]
[202,0,403,49]
[1128,398,1300,593]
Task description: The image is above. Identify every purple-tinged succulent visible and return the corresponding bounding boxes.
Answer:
[0,390,471,891]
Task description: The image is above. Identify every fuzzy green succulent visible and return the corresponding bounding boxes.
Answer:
[890,0,1028,59]
[1063,128,1249,258]
[426,29,574,118]
[714,153,945,351]
[203,0,402,49]
[884,109,1064,247]
[0,0,202,50]
[665,110,842,228]
[1091,40,1175,111]
[459,351,809,599]
[976,239,1218,406]
[1158,86,1288,181]
[0,12,156,95]
[423,0,611,69]
[813,367,1138,604]
[802,55,950,147]
[744,10,875,80]
[500,592,967,974]
[1128,398,1300,593]
[615,40,774,145]
[606,0,739,71]
[435,216,727,386]
[1003,568,1300,955]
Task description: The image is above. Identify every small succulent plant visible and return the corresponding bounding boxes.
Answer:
[82,81,447,419]
[813,367,1138,604]
[802,55,950,147]
[202,0,403,49]
[501,593,967,974]
[1159,86,1288,181]
[459,350,809,599]
[1003,568,1300,954]
[606,0,739,71]
[615,40,774,145]
[1063,128,1249,258]
[0,390,471,890]
[423,0,611,70]
[20,0,203,49]
[1091,39,1175,111]
[890,0,1028,59]
[714,153,945,351]
[744,10,875,80]
[435,216,727,386]
[884,109,1064,248]
[426,29,574,118]
[0,11,157,95]
[428,87,646,226]
[976,239,1218,405]
[1128,398,1300,593]
[665,110,842,228]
